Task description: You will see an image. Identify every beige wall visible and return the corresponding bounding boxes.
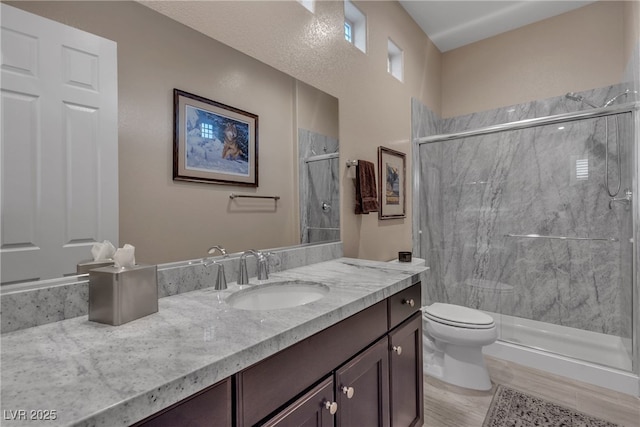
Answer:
[141,1,443,262]
[624,0,640,62]
[7,1,342,263]
[441,1,627,118]
[10,0,441,263]
[15,1,631,264]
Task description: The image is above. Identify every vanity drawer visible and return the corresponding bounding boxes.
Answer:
[132,378,231,427]
[387,282,421,330]
[236,300,387,427]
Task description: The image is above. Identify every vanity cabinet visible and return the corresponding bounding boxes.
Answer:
[262,376,335,427]
[240,282,423,427]
[389,312,423,427]
[132,378,232,427]
[130,282,422,427]
[335,338,390,427]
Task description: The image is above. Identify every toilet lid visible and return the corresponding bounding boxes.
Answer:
[424,303,495,328]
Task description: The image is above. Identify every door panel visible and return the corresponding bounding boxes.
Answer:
[335,338,390,427]
[389,312,423,427]
[263,377,334,427]
[1,4,118,283]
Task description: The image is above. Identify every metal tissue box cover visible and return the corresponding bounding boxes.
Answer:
[88,264,158,326]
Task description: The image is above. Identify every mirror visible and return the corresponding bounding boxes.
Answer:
[1,1,339,285]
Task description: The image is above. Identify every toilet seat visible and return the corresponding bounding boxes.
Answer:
[424,303,495,329]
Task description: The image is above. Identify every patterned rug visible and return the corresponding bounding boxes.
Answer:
[483,385,620,427]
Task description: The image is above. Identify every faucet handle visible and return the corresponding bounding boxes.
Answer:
[214,261,227,290]
[208,245,228,257]
[256,254,269,281]
[238,256,250,285]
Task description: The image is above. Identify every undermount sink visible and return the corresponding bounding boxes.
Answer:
[226,280,329,311]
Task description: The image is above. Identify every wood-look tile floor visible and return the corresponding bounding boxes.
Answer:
[423,356,640,427]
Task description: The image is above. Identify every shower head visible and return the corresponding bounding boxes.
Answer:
[603,89,638,107]
[565,92,599,108]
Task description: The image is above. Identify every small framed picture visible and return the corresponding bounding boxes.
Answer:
[173,89,258,186]
[378,146,406,219]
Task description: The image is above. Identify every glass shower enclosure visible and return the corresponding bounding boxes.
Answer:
[417,106,637,373]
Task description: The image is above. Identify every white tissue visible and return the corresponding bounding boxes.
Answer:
[113,244,136,268]
[91,240,116,261]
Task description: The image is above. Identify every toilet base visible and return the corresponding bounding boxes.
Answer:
[424,337,492,391]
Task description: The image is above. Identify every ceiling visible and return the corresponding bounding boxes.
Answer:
[398,0,597,52]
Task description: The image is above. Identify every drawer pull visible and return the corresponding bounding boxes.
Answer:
[341,386,355,399]
[402,298,415,307]
[324,401,338,414]
[392,345,402,355]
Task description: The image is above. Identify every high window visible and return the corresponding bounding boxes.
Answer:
[297,0,315,14]
[387,38,403,82]
[344,0,366,53]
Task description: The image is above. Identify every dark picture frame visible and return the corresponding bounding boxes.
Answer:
[377,146,406,219]
[173,89,258,186]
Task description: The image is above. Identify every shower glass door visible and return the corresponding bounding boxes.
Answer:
[419,112,635,372]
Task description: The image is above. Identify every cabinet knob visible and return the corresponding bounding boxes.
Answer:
[402,298,415,307]
[341,386,355,399]
[324,401,338,414]
[392,345,402,355]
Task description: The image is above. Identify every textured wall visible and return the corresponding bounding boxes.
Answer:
[139,0,443,262]
[11,0,441,263]
[7,1,341,263]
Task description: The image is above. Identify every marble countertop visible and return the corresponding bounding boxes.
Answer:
[0,258,426,426]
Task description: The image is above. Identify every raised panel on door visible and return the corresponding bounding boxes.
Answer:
[0,4,117,284]
[0,90,41,283]
[335,338,390,427]
[262,376,335,427]
[389,312,423,427]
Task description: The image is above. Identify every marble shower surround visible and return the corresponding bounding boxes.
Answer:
[0,241,343,333]
[298,129,340,244]
[414,84,636,337]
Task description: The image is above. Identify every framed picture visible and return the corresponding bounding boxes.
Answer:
[377,146,406,219]
[173,89,258,186]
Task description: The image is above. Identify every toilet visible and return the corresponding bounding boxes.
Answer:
[422,303,497,391]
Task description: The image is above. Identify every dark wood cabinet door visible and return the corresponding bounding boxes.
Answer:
[262,376,335,427]
[132,378,232,427]
[388,312,423,427]
[335,338,390,427]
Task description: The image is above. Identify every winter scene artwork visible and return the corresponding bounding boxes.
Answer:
[185,105,250,176]
[174,89,258,187]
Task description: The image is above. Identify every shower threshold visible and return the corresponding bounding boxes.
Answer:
[488,312,632,372]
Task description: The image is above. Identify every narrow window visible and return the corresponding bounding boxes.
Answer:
[344,20,353,43]
[387,38,403,82]
[297,0,315,13]
[344,0,366,53]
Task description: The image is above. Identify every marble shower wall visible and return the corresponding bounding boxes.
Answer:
[298,129,340,244]
[416,85,636,337]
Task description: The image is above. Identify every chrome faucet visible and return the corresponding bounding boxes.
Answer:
[207,245,227,257]
[203,245,228,290]
[238,250,269,285]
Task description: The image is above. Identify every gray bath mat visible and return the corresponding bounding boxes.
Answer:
[483,385,620,427]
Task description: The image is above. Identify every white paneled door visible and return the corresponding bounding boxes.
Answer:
[1,4,118,284]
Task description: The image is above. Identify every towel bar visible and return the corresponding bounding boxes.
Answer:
[229,193,280,201]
